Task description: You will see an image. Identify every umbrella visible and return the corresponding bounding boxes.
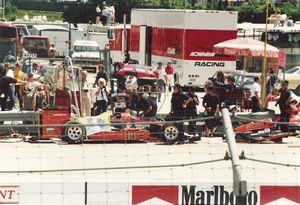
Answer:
[213,38,279,58]
[213,38,280,109]
[117,64,157,79]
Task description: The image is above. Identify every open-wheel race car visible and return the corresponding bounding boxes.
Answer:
[0,59,197,144]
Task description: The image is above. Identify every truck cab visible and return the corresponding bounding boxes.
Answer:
[71,40,101,73]
[21,36,50,58]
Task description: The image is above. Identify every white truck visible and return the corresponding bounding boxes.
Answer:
[32,24,69,57]
[71,40,101,73]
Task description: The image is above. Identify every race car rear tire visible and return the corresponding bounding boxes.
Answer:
[161,125,179,143]
[63,121,86,144]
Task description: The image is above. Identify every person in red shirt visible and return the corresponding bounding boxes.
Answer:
[266,88,279,108]
[165,61,174,92]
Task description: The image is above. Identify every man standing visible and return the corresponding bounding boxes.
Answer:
[95,78,110,115]
[0,76,25,111]
[266,68,277,95]
[169,84,192,144]
[101,2,109,26]
[155,62,167,102]
[48,44,56,58]
[165,61,174,92]
[250,77,261,112]
[202,86,220,137]
[14,63,25,111]
[5,63,15,110]
[81,71,92,117]
[94,64,110,88]
[277,80,292,132]
[186,87,199,136]
[96,4,101,24]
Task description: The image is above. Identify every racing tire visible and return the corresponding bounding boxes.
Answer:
[62,121,86,144]
[161,125,180,143]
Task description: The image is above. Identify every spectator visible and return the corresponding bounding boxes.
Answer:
[27,63,39,80]
[4,62,15,110]
[95,78,110,115]
[0,76,18,111]
[165,61,174,92]
[266,88,279,108]
[287,16,294,27]
[14,63,25,111]
[96,4,101,24]
[23,74,43,110]
[270,11,280,27]
[109,3,115,24]
[202,86,220,137]
[186,87,199,137]
[266,68,277,95]
[280,12,287,27]
[48,44,56,58]
[131,94,157,118]
[169,84,192,144]
[276,80,292,132]
[155,62,167,102]
[101,2,109,26]
[5,62,13,78]
[81,71,92,117]
[94,64,110,87]
[215,71,225,85]
[250,76,261,112]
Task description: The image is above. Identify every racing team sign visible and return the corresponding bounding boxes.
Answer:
[132,185,300,205]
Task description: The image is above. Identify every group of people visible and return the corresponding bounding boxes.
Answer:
[0,62,47,112]
[96,2,115,26]
[248,70,294,132]
[269,10,294,27]
[1,58,297,141]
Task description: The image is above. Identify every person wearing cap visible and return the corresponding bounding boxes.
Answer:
[277,80,292,132]
[94,78,110,115]
[165,61,174,92]
[169,84,192,144]
[81,70,92,117]
[202,86,220,137]
[250,76,262,112]
[186,87,200,138]
[155,62,167,102]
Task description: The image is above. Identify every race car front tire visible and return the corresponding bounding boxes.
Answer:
[62,121,86,144]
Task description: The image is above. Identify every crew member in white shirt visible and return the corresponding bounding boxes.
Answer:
[155,62,167,102]
[95,78,110,115]
[251,76,262,112]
